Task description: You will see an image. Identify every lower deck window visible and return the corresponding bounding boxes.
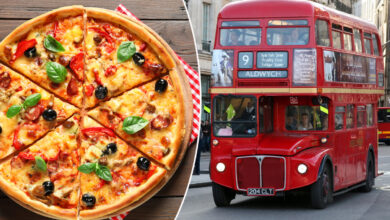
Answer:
[285,105,328,131]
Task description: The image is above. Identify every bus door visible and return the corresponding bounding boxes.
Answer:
[258,97,273,137]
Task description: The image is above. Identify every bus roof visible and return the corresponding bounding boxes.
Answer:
[219,0,377,32]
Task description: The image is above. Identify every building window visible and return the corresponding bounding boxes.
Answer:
[202,3,211,52]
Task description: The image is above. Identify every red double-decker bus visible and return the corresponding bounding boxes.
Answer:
[378,107,390,145]
[209,0,384,209]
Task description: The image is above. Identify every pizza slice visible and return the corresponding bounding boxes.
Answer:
[88,76,184,169]
[78,116,166,219]
[0,64,78,159]
[0,6,85,108]
[83,8,176,108]
[0,114,81,219]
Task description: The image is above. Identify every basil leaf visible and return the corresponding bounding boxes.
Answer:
[44,35,65,53]
[6,105,22,118]
[117,41,136,63]
[46,62,67,83]
[78,163,96,174]
[95,164,112,181]
[35,156,47,172]
[122,116,149,135]
[23,93,41,109]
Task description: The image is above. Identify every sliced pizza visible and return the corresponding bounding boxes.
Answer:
[79,116,166,219]
[0,64,78,159]
[88,76,184,169]
[0,6,85,108]
[0,114,81,219]
[83,8,176,108]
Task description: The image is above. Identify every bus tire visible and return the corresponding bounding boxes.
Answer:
[310,164,332,209]
[359,154,374,192]
[212,182,236,207]
[384,140,390,146]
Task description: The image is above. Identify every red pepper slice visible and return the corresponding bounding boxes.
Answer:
[18,151,35,160]
[85,84,94,97]
[13,39,37,61]
[93,69,102,85]
[81,127,115,137]
[104,65,117,77]
[17,150,59,161]
[69,53,84,81]
[13,125,24,150]
[89,27,115,53]
[139,43,147,52]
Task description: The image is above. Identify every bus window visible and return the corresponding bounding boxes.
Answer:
[346,104,354,128]
[285,105,327,131]
[332,31,342,49]
[372,34,380,56]
[378,108,390,123]
[220,28,261,46]
[267,27,309,45]
[357,106,366,128]
[354,29,363,53]
[367,104,373,126]
[364,33,372,54]
[213,96,257,136]
[344,34,352,51]
[315,20,330,46]
[259,97,273,133]
[335,106,345,130]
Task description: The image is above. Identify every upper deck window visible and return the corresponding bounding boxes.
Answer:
[332,31,342,49]
[353,29,362,53]
[268,20,308,26]
[344,34,352,51]
[315,20,330,47]
[364,32,372,54]
[220,28,261,46]
[222,21,259,27]
[267,27,309,45]
[372,34,380,56]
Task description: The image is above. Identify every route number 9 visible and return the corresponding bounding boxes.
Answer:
[238,52,253,68]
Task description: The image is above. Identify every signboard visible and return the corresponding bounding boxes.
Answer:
[238,70,287,78]
[323,50,376,84]
[257,51,288,68]
[293,49,316,86]
[211,49,234,87]
[238,52,253,69]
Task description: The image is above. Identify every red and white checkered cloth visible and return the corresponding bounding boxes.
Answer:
[109,4,201,220]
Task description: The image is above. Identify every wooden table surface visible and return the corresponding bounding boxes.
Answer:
[0,1,198,219]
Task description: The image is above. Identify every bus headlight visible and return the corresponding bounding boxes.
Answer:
[297,163,308,174]
[321,137,328,144]
[216,162,225,172]
[213,139,219,146]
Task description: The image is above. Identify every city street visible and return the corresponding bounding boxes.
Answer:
[178,145,390,220]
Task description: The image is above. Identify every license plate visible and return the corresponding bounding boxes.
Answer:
[247,188,275,196]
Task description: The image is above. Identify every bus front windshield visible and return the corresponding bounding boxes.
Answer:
[213,96,257,136]
[267,27,309,45]
[285,105,328,131]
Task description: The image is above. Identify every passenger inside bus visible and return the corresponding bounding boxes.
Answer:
[286,113,298,130]
[229,30,244,46]
[298,112,313,130]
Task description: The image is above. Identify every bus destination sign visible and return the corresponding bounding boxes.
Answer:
[238,70,288,78]
[257,51,288,68]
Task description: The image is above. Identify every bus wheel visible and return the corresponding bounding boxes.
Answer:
[385,140,390,146]
[212,182,236,207]
[310,164,332,209]
[359,155,374,192]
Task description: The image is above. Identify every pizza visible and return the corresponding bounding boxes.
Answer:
[88,76,184,169]
[0,63,78,160]
[0,5,191,220]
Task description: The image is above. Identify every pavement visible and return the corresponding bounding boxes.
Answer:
[189,151,212,188]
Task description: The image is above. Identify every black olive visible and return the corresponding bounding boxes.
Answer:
[95,85,108,100]
[103,142,117,155]
[82,193,96,207]
[155,79,168,93]
[24,47,37,58]
[137,157,150,171]
[133,52,145,66]
[42,109,57,121]
[42,181,54,196]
